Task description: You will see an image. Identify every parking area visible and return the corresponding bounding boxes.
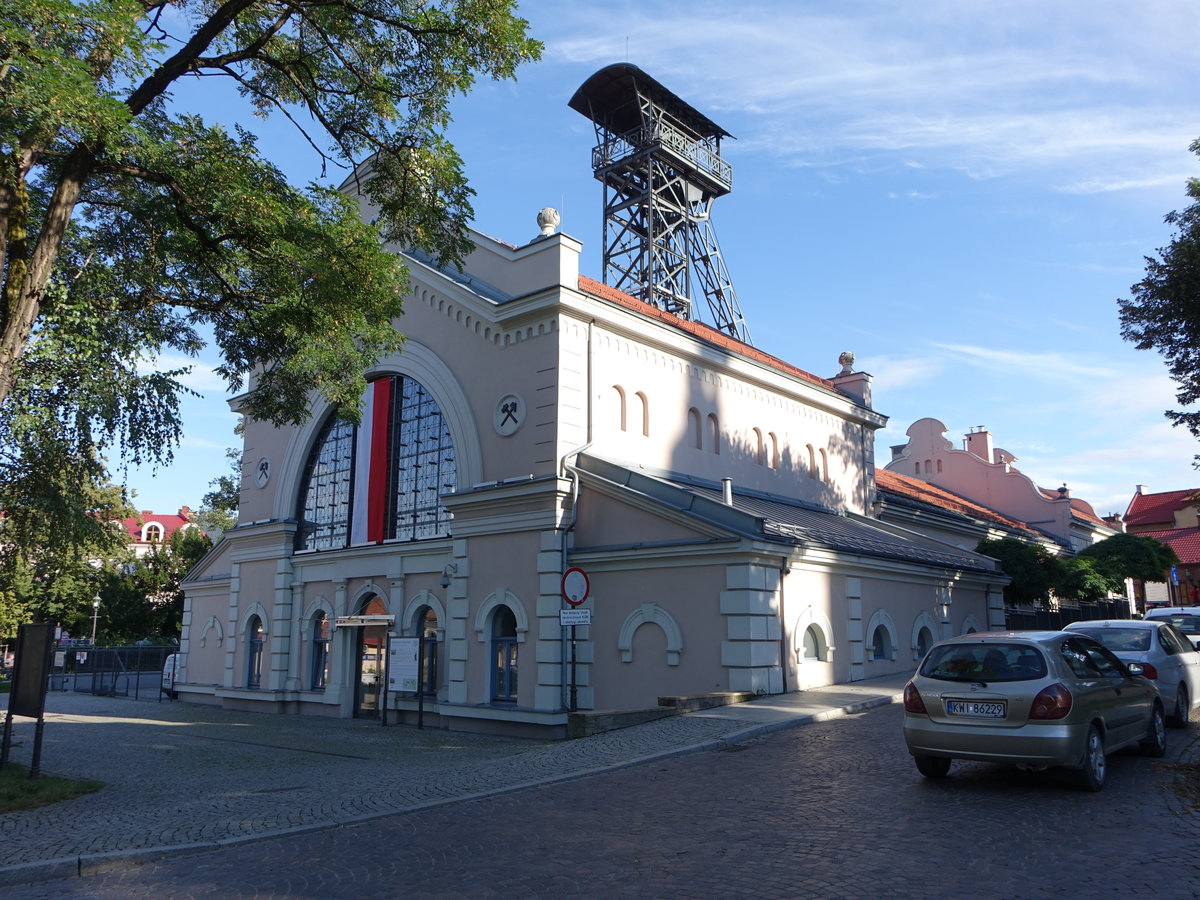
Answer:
[3,698,1198,898]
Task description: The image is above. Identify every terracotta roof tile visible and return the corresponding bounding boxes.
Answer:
[876,469,1037,534]
[1125,489,1200,527]
[577,275,836,392]
[1141,526,1200,565]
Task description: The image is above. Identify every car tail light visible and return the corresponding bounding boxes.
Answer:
[1029,682,1072,720]
[903,681,927,714]
[1139,663,1159,680]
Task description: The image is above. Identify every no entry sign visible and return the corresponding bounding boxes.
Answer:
[561,566,590,607]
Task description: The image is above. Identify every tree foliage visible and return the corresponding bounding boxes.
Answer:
[976,537,1062,607]
[192,447,240,538]
[0,470,133,639]
[1053,557,1115,604]
[96,526,211,644]
[0,0,540,620]
[1119,138,1200,444]
[1078,532,1179,584]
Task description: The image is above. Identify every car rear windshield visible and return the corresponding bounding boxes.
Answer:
[1149,614,1200,635]
[920,643,1047,683]
[1067,627,1151,652]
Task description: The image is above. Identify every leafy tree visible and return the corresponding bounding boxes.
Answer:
[976,537,1062,607]
[0,1,540,604]
[96,526,212,644]
[1078,532,1180,584]
[192,447,241,538]
[1119,138,1200,445]
[1053,557,1116,604]
[0,466,133,639]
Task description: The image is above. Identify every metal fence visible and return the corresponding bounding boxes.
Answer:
[1004,599,1130,632]
[48,645,175,700]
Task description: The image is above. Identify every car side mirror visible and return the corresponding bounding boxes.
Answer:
[1126,662,1145,676]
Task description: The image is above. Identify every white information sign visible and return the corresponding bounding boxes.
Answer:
[559,608,592,627]
[388,637,421,692]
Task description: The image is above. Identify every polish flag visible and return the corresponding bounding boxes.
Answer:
[351,378,392,544]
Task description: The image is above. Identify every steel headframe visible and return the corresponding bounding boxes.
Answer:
[569,65,751,344]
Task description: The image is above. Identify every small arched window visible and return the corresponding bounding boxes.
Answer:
[416,606,439,695]
[707,413,721,454]
[769,432,780,470]
[310,612,330,690]
[916,626,934,660]
[871,625,892,662]
[753,428,766,466]
[612,385,627,432]
[634,391,650,437]
[143,522,165,543]
[688,408,702,449]
[247,616,265,689]
[802,625,827,661]
[491,606,518,702]
[819,448,829,482]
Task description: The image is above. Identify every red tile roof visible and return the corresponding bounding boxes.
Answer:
[120,508,196,544]
[1124,489,1200,527]
[577,275,837,393]
[876,469,1038,535]
[1141,527,1200,565]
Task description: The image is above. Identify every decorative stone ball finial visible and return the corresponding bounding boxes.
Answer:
[838,351,855,375]
[537,207,560,236]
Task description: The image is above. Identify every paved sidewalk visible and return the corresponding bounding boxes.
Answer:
[0,674,909,887]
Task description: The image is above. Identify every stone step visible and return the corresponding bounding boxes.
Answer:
[566,706,677,739]
[658,691,756,713]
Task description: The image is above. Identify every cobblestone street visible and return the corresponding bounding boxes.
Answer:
[6,702,1198,898]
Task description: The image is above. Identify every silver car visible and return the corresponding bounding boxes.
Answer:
[1064,619,1200,728]
[903,631,1164,791]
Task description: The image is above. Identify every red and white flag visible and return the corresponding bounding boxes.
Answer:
[351,378,392,544]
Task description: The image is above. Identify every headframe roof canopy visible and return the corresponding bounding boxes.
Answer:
[568,63,733,141]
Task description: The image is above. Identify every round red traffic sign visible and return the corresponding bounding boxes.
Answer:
[562,567,590,607]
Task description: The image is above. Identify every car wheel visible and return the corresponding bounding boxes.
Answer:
[1169,684,1190,729]
[1076,725,1106,792]
[1141,702,1167,758]
[915,756,951,778]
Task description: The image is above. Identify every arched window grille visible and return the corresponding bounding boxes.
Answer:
[295,375,456,550]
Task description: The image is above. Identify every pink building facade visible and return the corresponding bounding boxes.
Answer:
[178,208,1008,737]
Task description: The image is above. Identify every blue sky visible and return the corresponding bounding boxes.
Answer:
[125,0,1200,521]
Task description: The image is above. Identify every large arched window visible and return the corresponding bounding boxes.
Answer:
[296,414,355,551]
[296,374,457,550]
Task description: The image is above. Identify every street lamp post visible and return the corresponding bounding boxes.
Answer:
[90,595,101,646]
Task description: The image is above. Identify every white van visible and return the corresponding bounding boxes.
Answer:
[161,653,180,699]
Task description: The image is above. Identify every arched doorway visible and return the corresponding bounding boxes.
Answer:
[355,595,389,717]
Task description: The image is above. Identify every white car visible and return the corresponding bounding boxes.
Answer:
[1064,619,1200,728]
[1143,607,1200,651]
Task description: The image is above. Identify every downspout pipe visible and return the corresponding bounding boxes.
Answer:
[778,561,790,694]
[558,320,595,710]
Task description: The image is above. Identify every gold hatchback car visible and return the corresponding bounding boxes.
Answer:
[903,631,1165,791]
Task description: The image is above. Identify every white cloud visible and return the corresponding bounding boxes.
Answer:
[538,1,1200,189]
[137,353,227,392]
[929,343,1116,379]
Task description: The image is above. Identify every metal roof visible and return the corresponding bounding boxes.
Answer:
[680,481,997,573]
[568,63,732,140]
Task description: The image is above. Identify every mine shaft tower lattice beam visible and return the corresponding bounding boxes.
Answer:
[569,64,751,344]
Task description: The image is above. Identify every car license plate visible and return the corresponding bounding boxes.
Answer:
[946,700,1006,719]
